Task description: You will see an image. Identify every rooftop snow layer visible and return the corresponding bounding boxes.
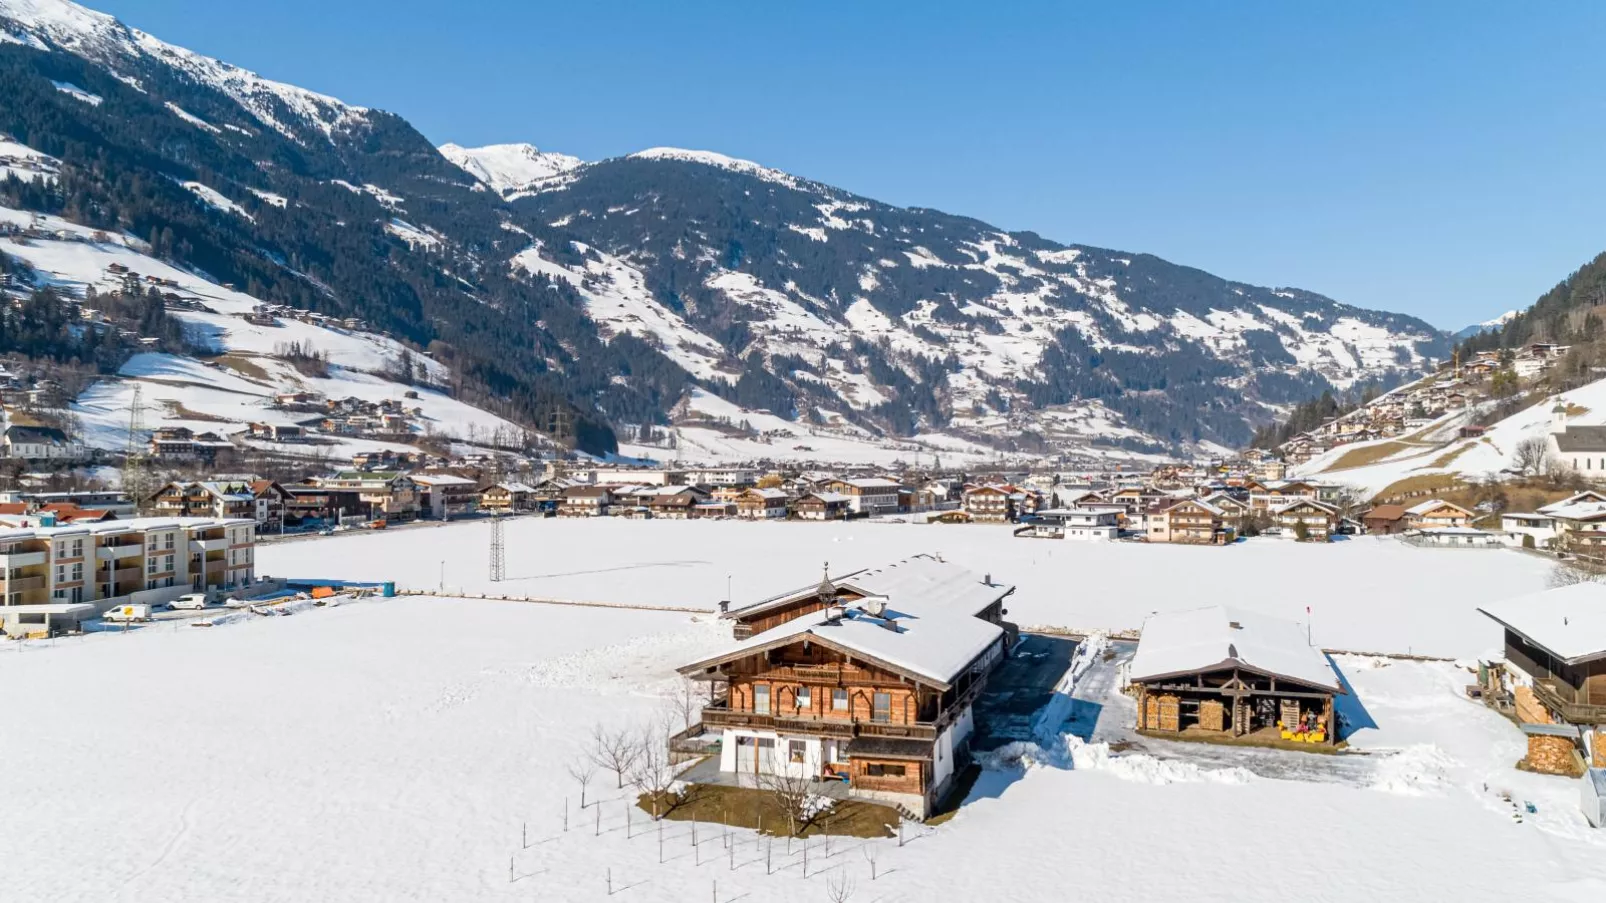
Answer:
[1128,604,1342,692]
[1479,583,1606,664]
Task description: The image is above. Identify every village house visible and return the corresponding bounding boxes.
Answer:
[1023,507,1120,540]
[677,556,1015,819]
[0,516,258,637]
[735,487,790,519]
[822,478,903,516]
[1246,479,1320,513]
[479,482,539,513]
[1405,499,1476,530]
[962,485,1014,523]
[312,471,419,522]
[1478,585,1606,775]
[792,492,851,521]
[1127,606,1344,748]
[641,486,712,519]
[1152,498,1232,545]
[1361,504,1410,535]
[410,473,479,520]
[558,485,614,517]
[1273,498,1338,540]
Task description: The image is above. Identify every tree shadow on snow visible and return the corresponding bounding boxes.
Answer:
[1327,654,1378,740]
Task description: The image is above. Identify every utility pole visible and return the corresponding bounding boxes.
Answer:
[122,383,150,514]
[489,512,505,582]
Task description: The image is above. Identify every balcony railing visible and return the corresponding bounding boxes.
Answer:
[96,545,143,561]
[1534,678,1606,725]
[100,566,140,582]
[700,706,938,741]
[0,550,47,568]
[189,538,228,553]
[4,575,44,590]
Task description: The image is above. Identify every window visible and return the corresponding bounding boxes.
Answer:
[164,534,174,551]
[832,688,848,711]
[147,558,157,574]
[165,555,174,573]
[796,686,811,711]
[70,539,83,558]
[753,684,770,714]
[866,763,905,777]
[788,740,806,764]
[872,692,892,723]
[71,563,82,582]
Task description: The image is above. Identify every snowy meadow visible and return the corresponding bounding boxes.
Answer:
[3,520,1603,902]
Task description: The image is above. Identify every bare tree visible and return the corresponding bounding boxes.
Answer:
[565,757,596,809]
[756,768,821,838]
[825,870,856,903]
[1513,436,1553,476]
[669,677,702,731]
[630,720,679,820]
[862,843,880,881]
[588,724,642,789]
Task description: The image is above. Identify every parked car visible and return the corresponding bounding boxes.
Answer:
[318,527,335,536]
[170,593,209,610]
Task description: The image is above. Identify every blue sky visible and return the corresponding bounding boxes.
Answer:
[92,0,1606,330]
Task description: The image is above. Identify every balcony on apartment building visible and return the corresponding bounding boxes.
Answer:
[4,574,46,591]
[0,549,47,568]
[188,536,229,554]
[95,543,144,561]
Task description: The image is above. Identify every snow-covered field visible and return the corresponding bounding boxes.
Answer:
[5,527,1603,902]
[262,518,1550,659]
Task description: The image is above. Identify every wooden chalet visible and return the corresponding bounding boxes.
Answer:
[1273,498,1337,540]
[792,492,851,521]
[735,487,789,519]
[678,556,1016,819]
[558,485,613,517]
[1155,498,1233,544]
[1128,606,1344,748]
[1479,585,1606,774]
[962,485,1013,522]
[1361,504,1409,535]
[1405,499,1476,530]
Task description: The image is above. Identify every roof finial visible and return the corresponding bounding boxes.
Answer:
[818,561,836,606]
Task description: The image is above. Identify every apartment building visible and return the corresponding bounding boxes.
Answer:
[0,518,257,629]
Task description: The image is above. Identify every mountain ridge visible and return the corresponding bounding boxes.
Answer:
[0,0,1450,461]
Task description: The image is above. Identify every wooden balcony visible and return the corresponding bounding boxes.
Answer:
[4,575,44,590]
[700,706,937,741]
[1534,678,1606,725]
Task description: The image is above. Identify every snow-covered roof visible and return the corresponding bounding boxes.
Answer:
[1479,583,1606,664]
[834,477,902,490]
[804,491,852,504]
[0,516,250,541]
[493,482,538,494]
[683,563,1007,689]
[725,554,1012,624]
[1535,501,1606,522]
[1128,605,1342,692]
[743,488,789,500]
[1406,499,1469,517]
[410,473,476,487]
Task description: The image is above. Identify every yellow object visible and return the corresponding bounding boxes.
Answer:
[1280,730,1293,740]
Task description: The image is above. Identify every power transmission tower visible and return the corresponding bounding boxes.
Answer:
[122,383,151,514]
[489,512,505,582]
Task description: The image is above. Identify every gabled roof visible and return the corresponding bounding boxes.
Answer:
[1479,583,1606,665]
[1363,504,1407,521]
[723,554,1012,624]
[1128,605,1342,693]
[410,473,476,487]
[1405,499,1473,517]
[1554,426,1606,453]
[800,491,851,504]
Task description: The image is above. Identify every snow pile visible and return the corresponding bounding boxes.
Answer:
[801,793,835,820]
[1369,744,1457,796]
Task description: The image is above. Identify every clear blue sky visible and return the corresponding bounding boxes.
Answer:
[91,0,1606,330]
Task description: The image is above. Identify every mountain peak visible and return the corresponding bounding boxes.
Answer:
[0,0,368,142]
[625,147,802,187]
[438,142,584,194]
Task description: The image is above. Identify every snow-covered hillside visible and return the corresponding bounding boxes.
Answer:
[0,0,371,144]
[438,142,584,196]
[1295,374,1606,496]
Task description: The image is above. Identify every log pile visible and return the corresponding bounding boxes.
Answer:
[1155,695,1180,732]
[1199,699,1226,732]
[1523,734,1581,776]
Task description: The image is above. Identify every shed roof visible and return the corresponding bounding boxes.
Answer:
[1479,583,1606,665]
[1128,605,1342,692]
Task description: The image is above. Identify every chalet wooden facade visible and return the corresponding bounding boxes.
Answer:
[962,485,1013,522]
[735,488,789,519]
[1154,498,1232,544]
[1128,606,1344,748]
[1273,499,1336,540]
[1405,499,1476,530]
[679,555,1016,818]
[793,492,850,521]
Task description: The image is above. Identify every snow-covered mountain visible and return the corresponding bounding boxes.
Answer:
[1452,310,1519,342]
[438,142,583,196]
[0,0,1452,461]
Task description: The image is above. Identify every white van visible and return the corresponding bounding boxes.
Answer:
[104,603,152,623]
[171,593,209,611]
